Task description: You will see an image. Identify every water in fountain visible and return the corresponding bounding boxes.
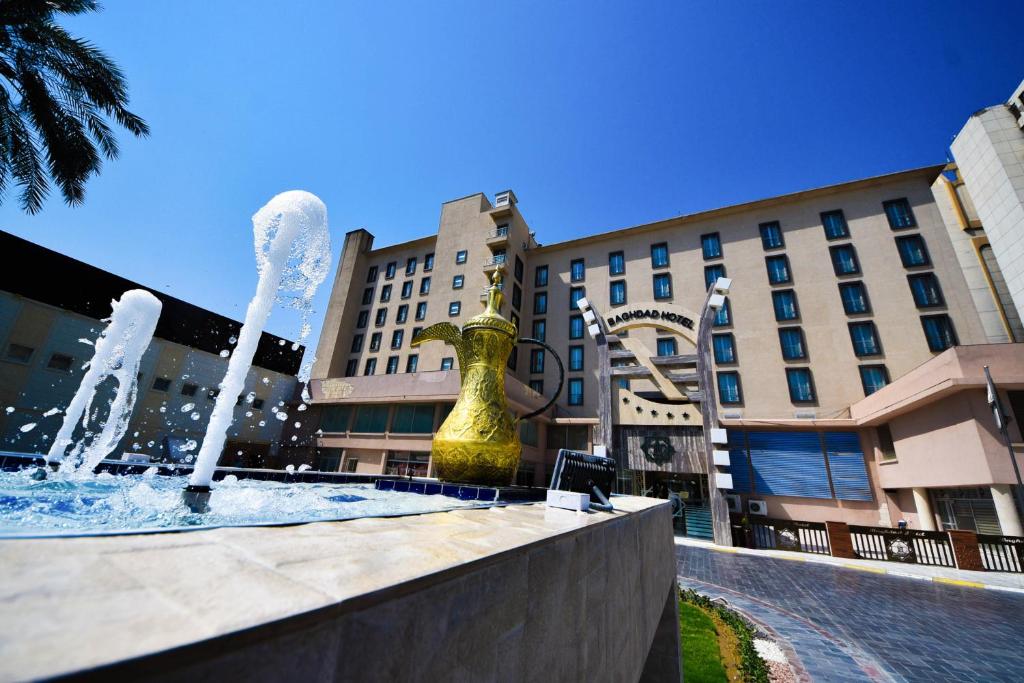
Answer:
[189,191,330,489]
[46,289,162,474]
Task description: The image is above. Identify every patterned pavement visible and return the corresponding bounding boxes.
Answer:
[677,545,1024,682]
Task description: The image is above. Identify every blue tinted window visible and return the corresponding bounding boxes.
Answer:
[786,368,815,403]
[849,322,881,356]
[821,210,849,240]
[569,315,584,339]
[441,357,454,370]
[570,259,585,282]
[896,235,930,267]
[569,286,585,309]
[830,245,860,276]
[704,264,726,290]
[651,243,669,268]
[759,222,784,249]
[717,372,742,404]
[772,290,798,321]
[610,280,626,305]
[884,198,916,229]
[859,365,888,396]
[712,334,736,364]
[609,251,625,275]
[778,328,806,360]
[839,282,869,314]
[534,292,547,314]
[569,346,584,371]
[921,315,957,351]
[908,273,944,308]
[530,348,544,373]
[701,233,722,260]
[532,319,546,341]
[568,378,584,405]
[765,255,791,284]
[535,266,548,287]
[713,298,731,327]
[653,273,672,299]
[657,338,677,357]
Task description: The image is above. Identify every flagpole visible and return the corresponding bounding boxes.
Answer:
[984,365,1024,522]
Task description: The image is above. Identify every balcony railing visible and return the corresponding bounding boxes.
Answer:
[483,255,507,269]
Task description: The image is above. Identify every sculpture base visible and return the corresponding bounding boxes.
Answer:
[431,438,520,487]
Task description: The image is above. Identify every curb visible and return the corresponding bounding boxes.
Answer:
[674,536,1024,595]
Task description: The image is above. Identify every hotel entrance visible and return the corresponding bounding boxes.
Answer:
[629,470,713,539]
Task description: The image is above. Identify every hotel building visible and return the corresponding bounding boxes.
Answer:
[306,81,1024,541]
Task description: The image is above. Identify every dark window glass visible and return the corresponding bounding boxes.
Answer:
[406,257,417,275]
[441,357,454,370]
[361,288,373,305]
[568,346,584,371]
[778,327,807,360]
[786,368,816,403]
[512,283,522,310]
[367,266,379,282]
[921,315,958,351]
[507,347,518,370]
[532,319,546,341]
[849,321,881,357]
[712,334,736,364]
[609,251,625,275]
[424,253,434,272]
[772,290,799,321]
[415,302,427,320]
[568,378,584,406]
[569,286,585,309]
[399,281,411,299]
[895,234,930,268]
[396,305,408,324]
[391,330,404,349]
[653,273,672,300]
[701,232,722,260]
[385,261,397,279]
[821,210,849,240]
[839,282,870,314]
[610,280,626,305]
[765,255,791,284]
[883,198,916,229]
[534,292,548,314]
[704,264,726,290]
[455,250,467,264]
[829,245,860,276]
[650,242,669,268]
[535,265,548,287]
[530,348,545,373]
[908,273,944,308]
[717,372,742,404]
[344,359,358,377]
[351,334,364,352]
[381,284,392,302]
[713,298,731,327]
[406,355,419,373]
[448,301,461,316]
[859,365,889,396]
[356,310,369,328]
[363,358,377,376]
[514,256,524,283]
[391,404,434,433]
[375,308,387,326]
[570,259,585,282]
[529,379,544,394]
[386,356,399,374]
[420,277,431,295]
[353,404,388,431]
[452,274,464,289]
[369,332,381,352]
[656,338,677,356]
[569,315,584,339]
[759,221,784,249]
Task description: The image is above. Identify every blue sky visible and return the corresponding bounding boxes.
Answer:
[2,1,1021,356]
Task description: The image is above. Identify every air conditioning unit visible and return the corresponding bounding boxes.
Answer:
[724,494,741,514]
[748,499,768,516]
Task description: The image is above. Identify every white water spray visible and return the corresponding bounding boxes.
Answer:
[47,289,162,474]
[189,190,330,488]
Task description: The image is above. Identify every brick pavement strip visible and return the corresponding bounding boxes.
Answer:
[677,544,1024,683]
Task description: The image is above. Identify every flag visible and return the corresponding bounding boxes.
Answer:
[984,365,1007,432]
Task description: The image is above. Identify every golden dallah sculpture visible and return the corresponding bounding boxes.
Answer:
[412,267,562,486]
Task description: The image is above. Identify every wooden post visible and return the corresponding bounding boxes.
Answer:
[825,521,856,559]
[947,529,984,571]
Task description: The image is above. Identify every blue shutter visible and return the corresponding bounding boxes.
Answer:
[747,431,832,499]
[726,429,751,493]
[825,432,873,501]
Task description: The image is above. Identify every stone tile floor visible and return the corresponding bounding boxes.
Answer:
[678,544,1024,682]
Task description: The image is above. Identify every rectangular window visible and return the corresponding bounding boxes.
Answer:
[535,265,548,287]
[786,368,816,403]
[908,273,944,308]
[772,290,799,321]
[534,292,547,314]
[452,274,464,289]
[713,298,731,327]
[859,365,889,396]
[362,288,373,305]
[152,377,172,392]
[717,372,742,404]
[386,356,399,374]
[704,264,726,290]
[492,249,506,265]
[650,242,669,268]
[495,223,509,237]
[381,284,392,302]
[419,277,431,295]
[530,348,545,373]
[399,281,412,299]
[396,305,409,324]
[838,282,870,315]
[363,358,377,376]
[375,308,387,326]
[406,354,419,373]
[391,330,404,349]
[569,315,584,339]
[568,345,584,371]
[653,273,673,300]
[608,251,625,275]
[412,326,422,339]
[448,301,461,316]
[532,319,546,341]
[344,359,358,377]
[568,378,584,406]
[829,244,860,276]
[765,255,791,284]
[514,256,524,283]
[351,334,364,353]
[356,310,369,328]
[512,284,522,310]
[701,232,722,260]
[406,257,417,275]
[440,357,454,370]
[921,315,958,351]
[5,342,34,363]
[656,337,678,357]
[896,235,930,267]
[821,210,849,240]
[778,327,807,360]
[507,347,518,370]
[712,333,736,364]
[849,321,881,357]
[385,261,397,279]
[390,404,434,434]
[529,379,544,394]
[367,266,379,282]
[759,221,784,249]
[610,280,626,305]
[883,198,916,229]
[569,286,585,309]
[353,404,388,432]
[424,253,434,272]
[369,332,381,352]
[415,302,427,321]
[570,258,585,282]
[455,250,467,264]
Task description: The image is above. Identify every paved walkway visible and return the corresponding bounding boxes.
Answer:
[677,543,1024,682]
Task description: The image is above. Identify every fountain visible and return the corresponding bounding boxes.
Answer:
[44,289,162,475]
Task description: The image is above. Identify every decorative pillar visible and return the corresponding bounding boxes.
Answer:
[991,484,1024,536]
[912,487,937,531]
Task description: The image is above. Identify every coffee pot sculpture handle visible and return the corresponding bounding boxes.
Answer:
[515,338,564,421]
[411,323,467,380]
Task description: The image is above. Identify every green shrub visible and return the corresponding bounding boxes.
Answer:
[679,588,770,683]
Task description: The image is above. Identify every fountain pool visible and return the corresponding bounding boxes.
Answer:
[0,469,485,537]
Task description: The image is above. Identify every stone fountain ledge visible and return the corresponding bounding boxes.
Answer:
[0,495,679,683]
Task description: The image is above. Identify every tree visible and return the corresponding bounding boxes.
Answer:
[0,1,148,213]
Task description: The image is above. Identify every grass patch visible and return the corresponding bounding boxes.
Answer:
[679,599,728,682]
[680,589,771,683]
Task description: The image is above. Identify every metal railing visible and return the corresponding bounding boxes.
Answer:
[483,255,507,268]
[849,526,955,567]
[977,534,1024,573]
[748,517,831,556]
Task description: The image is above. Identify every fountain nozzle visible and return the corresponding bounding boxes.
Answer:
[182,484,212,514]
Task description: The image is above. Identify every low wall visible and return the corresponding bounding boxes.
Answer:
[0,497,679,682]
